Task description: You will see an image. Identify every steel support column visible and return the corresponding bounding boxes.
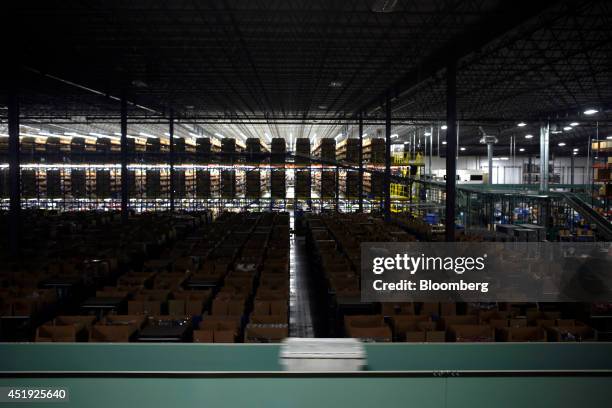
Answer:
[358,112,364,213]
[570,152,575,187]
[335,164,339,212]
[169,114,175,212]
[384,97,392,222]
[487,143,494,185]
[539,122,550,192]
[445,61,457,242]
[528,156,532,185]
[8,85,20,257]
[120,93,128,224]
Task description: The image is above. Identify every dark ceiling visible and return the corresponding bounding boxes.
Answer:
[3,0,612,154]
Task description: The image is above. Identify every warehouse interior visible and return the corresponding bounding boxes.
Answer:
[1,1,612,398]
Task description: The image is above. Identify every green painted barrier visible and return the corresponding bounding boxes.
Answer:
[1,343,611,407]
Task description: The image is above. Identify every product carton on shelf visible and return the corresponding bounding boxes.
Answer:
[448,325,494,342]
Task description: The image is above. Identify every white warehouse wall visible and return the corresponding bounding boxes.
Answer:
[428,155,589,185]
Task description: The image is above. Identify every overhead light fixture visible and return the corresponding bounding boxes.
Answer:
[570,122,579,127]
[573,151,578,155]
[563,126,572,131]
[442,141,447,145]
[189,132,199,138]
[362,133,367,138]
[573,148,579,151]
[519,148,525,152]
[39,131,58,137]
[441,125,448,130]
[517,122,527,127]
[424,132,432,136]
[583,109,598,115]
[391,134,398,139]
[64,132,82,137]
[214,133,224,138]
[606,136,612,140]
[558,142,566,147]
[460,147,466,151]
[500,157,509,160]
[525,134,533,139]
[139,132,155,138]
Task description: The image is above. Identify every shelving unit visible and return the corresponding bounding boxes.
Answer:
[592,139,611,220]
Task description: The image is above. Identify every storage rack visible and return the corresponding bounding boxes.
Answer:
[1,133,450,215]
[592,139,611,220]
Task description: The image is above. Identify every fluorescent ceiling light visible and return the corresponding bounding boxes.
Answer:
[573,148,579,151]
[189,132,199,138]
[442,141,447,145]
[570,122,579,127]
[583,109,598,115]
[165,132,171,137]
[519,148,525,152]
[391,134,398,138]
[606,136,612,140]
[139,132,155,138]
[524,134,533,139]
[460,147,466,151]
[362,133,367,138]
[500,157,509,160]
[424,132,432,136]
[214,133,224,138]
[573,151,578,155]
[441,125,447,130]
[558,142,566,147]
[563,126,572,131]
[517,122,527,127]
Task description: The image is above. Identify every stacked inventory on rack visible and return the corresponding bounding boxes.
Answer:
[336,139,360,200]
[312,138,336,200]
[363,138,385,165]
[313,138,336,162]
[221,138,236,164]
[270,138,286,199]
[295,138,311,164]
[336,138,360,164]
[246,170,262,198]
[294,138,312,199]
[592,139,612,219]
[271,138,286,165]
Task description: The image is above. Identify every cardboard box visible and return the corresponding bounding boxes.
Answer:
[35,316,96,342]
[345,315,392,342]
[448,325,494,342]
[211,297,246,316]
[498,327,546,342]
[128,300,161,315]
[390,315,431,336]
[546,325,597,342]
[381,302,415,316]
[90,325,137,342]
[440,315,478,329]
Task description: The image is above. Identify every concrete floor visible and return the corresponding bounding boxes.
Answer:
[289,212,314,338]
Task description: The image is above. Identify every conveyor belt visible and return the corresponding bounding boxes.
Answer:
[562,192,612,240]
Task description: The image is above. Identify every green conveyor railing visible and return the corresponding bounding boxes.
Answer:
[1,343,612,408]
